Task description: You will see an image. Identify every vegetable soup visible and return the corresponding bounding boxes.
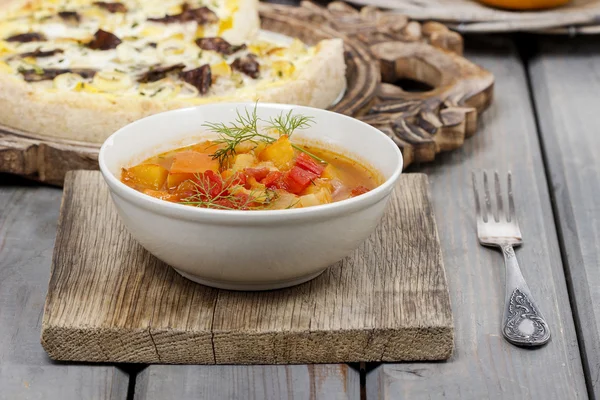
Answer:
[120,109,382,210]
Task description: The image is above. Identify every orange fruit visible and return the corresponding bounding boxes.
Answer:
[477,0,570,10]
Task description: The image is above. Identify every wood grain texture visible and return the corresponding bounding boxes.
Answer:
[0,176,128,400]
[135,364,360,400]
[529,37,600,399]
[346,0,600,33]
[0,2,493,184]
[366,36,587,399]
[41,171,453,364]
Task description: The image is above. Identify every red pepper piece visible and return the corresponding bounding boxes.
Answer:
[262,171,286,190]
[350,185,370,197]
[192,170,224,198]
[245,167,270,181]
[283,166,316,194]
[295,152,325,176]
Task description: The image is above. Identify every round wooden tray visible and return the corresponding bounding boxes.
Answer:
[0,1,494,186]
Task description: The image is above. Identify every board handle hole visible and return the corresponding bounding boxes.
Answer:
[393,78,434,93]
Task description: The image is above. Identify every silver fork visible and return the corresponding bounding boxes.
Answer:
[472,171,551,347]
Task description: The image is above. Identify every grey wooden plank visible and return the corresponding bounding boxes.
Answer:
[529,37,600,399]
[135,365,360,400]
[366,37,587,399]
[0,178,129,400]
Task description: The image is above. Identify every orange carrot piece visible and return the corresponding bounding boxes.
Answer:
[170,151,219,174]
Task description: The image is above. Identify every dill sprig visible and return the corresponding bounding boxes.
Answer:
[202,104,325,166]
[203,106,272,167]
[179,173,277,210]
[264,109,314,136]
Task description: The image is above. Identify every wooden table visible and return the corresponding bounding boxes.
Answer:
[1,33,599,400]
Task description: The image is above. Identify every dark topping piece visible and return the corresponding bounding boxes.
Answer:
[58,11,81,24]
[6,32,47,43]
[231,54,260,79]
[180,65,211,95]
[19,68,96,82]
[87,29,122,50]
[196,37,246,56]
[148,6,218,25]
[20,48,64,58]
[93,1,128,13]
[147,42,157,48]
[138,63,186,83]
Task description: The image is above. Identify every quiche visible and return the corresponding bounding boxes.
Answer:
[0,0,346,142]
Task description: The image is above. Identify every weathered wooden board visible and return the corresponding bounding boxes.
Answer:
[41,171,452,364]
[366,36,587,399]
[0,175,129,400]
[529,37,600,399]
[0,2,493,185]
[135,364,360,400]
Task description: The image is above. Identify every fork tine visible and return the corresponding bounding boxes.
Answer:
[472,172,481,221]
[495,171,503,222]
[508,171,515,223]
[483,171,492,223]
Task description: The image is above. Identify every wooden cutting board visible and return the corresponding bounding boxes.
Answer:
[41,171,453,364]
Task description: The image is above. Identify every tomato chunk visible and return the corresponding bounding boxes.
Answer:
[193,170,224,199]
[245,167,270,181]
[262,171,286,190]
[283,166,317,194]
[295,152,325,176]
[350,185,370,197]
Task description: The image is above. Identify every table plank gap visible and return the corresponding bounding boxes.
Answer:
[529,36,600,400]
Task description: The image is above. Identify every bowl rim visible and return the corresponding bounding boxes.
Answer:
[99,102,403,223]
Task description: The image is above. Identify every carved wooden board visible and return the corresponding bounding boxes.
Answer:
[0,2,493,186]
[41,171,453,364]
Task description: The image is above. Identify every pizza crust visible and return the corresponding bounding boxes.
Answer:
[0,39,345,143]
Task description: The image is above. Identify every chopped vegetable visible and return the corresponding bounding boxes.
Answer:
[122,164,168,190]
[121,108,380,210]
[259,136,295,169]
[170,151,219,174]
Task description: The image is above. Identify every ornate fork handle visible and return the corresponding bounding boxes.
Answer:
[500,244,551,347]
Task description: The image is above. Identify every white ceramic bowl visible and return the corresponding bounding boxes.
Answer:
[99,103,403,290]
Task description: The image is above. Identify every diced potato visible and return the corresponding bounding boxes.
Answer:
[298,193,320,208]
[170,151,219,174]
[321,164,340,180]
[302,180,332,196]
[271,61,295,79]
[233,153,256,169]
[167,172,194,189]
[234,141,256,154]
[259,136,295,169]
[253,142,268,155]
[269,192,299,209]
[124,164,168,190]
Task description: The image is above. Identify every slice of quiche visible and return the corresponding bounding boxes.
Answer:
[0,0,346,143]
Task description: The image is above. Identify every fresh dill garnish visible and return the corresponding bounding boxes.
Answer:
[264,109,314,136]
[203,105,272,167]
[203,104,325,166]
[179,172,277,210]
